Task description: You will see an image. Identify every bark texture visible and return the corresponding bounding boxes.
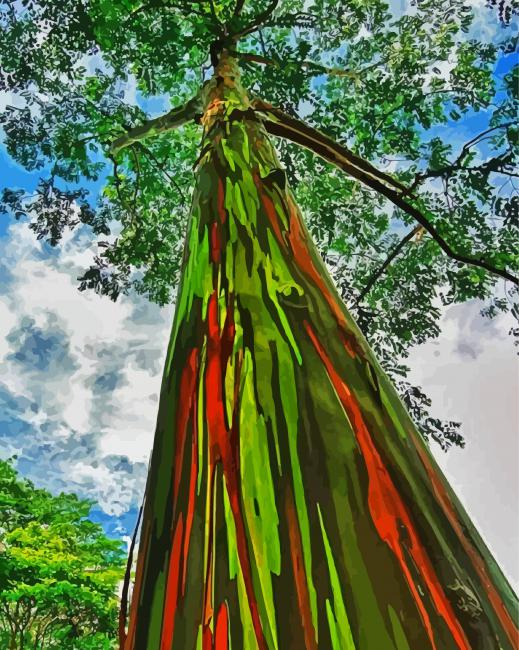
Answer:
[124,54,518,650]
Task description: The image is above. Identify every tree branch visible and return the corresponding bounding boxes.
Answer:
[232,48,383,83]
[411,122,516,189]
[230,0,279,40]
[233,0,246,16]
[109,95,202,155]
[108,156,134,218]
[232,50,363,80]
[250,102,518,285]
[251,100,409,194]
[355,226,422,305]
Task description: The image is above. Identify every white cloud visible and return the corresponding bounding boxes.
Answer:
[407,300,519,591]
[0,219,173,515]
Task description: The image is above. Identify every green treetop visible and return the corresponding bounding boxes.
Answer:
[0,458,125,649]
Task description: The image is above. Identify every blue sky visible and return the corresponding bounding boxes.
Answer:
[0,2,518,578]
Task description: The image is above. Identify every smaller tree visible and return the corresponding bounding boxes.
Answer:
[0,458,125,649]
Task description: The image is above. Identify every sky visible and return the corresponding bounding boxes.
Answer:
[0,0,518,593]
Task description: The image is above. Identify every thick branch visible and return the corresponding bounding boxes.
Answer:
[252,100,409,194]
[355,226,422,305]
[109,96,202,155]
[252,102,518,285]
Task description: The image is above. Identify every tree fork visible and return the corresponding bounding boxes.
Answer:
[123,52,518,649]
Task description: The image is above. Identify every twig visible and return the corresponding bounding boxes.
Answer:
[411,122,515,190]
[355,226,422,305]
[137,143,188,206]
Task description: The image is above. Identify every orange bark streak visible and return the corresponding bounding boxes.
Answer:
[214,602,230,650]
[203,462,216,629]
[256,180,285,245]
[286,197,358,359]
[305,321,471,650]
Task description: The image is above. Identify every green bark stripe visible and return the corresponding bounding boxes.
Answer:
[388,605,412,650]
[317,504,356,650]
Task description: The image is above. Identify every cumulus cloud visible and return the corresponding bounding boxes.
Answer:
[0,218,173,516]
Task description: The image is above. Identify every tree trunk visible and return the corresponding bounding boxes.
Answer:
[123,53,518,650]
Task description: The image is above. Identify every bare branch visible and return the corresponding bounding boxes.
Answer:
[250,102,518,285]
[108,156,130,212]
[232,48,382,83]
[109,95,202,155]
[232,50,362,80]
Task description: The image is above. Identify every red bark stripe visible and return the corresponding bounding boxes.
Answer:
[413,441,519,645]
[160,515,185,650]
[205,291,269,650]
[203,624,213,650]
[211,222,221,263]
[285,486,318,650]
[214,602,230,650]
[173,349,199,507]
[304,321,471,650]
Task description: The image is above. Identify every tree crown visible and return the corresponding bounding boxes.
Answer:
[0,0,517,449]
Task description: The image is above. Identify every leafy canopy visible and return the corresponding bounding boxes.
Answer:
[0,0,517,450]
[0,458,125,649]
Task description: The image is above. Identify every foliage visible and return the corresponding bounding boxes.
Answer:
[0,458,125,649]
[0,0,517,450]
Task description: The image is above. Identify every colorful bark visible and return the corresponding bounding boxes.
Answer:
[123,53,518,649]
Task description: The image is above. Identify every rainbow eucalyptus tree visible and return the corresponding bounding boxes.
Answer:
[1,0,518,648]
